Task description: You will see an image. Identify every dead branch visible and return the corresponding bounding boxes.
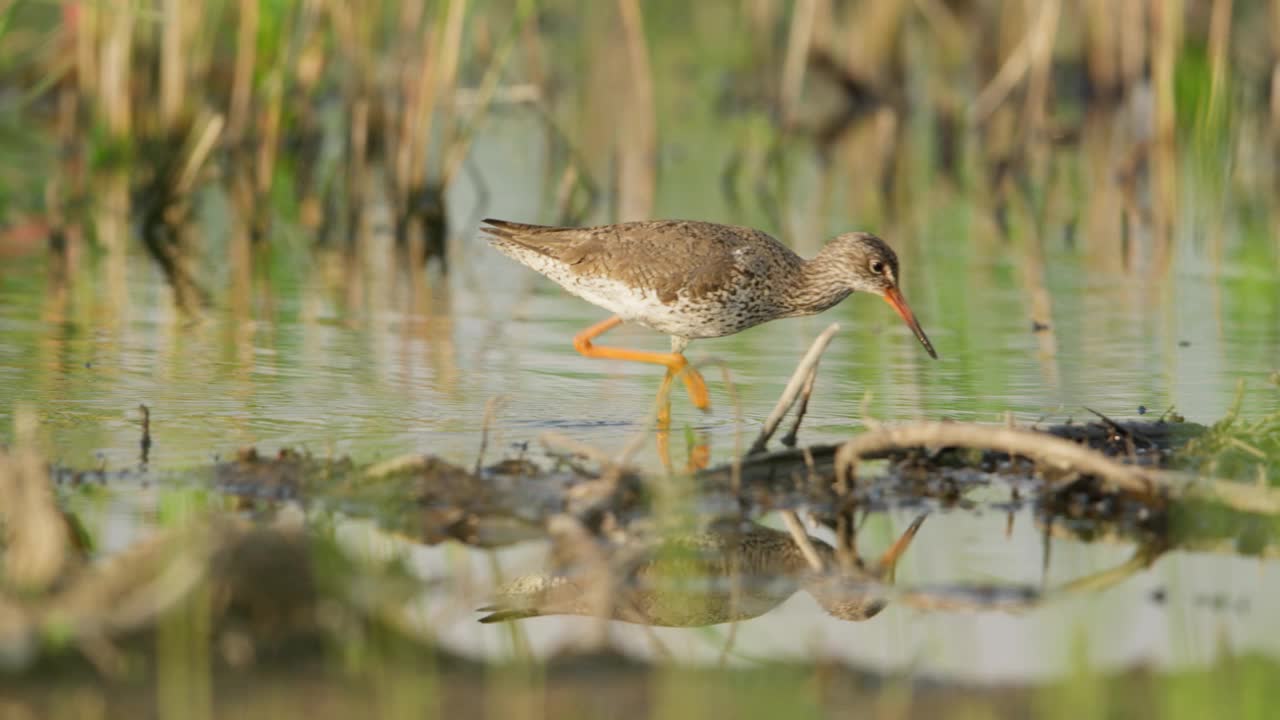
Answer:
[834,422,1156,496]
[749,323,840,455]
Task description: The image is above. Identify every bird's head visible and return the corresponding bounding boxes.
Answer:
[825,232,937,359]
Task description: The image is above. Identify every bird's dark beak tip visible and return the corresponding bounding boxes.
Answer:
[882,287,937,360]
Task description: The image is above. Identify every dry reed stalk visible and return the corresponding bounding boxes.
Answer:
[1022,0,1060,132]
[99,0,134,137]
[318,0,375,248]
[779,0,817,128]
[415,0,467,188]
[912,0,970,60]
[96,172,131,319]
[324,0,369,75]
[1272,0,1280,132]
[227,0,259,141]
[0,408,68,592]
[1081,0,1118,95]
[1119,0,1147,87]
[970,0,1057,124]
[395,0,465,208]
[518,3,547,91]
[175,114,226,196]
[347,96,371,243]
[159,0,186,131]
[553,164,579,218]
[842,0,905,82]
[616,0,656,222]
[1150,0,1182,256]
[1009,190,1060,384]
[440,0,536,189]
[228,176,254,320]
[1151,0,1182,146]
[1080,111,1128,273]
[255,73,283,194]
[745,0,778,38]
[743,0,781,68]
[73,1,97,98]
[392,0,434,205]
[1206,0,1234,121]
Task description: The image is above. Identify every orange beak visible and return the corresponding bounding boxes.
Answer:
[883,287,938,359]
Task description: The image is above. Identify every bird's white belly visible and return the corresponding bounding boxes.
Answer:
[568,275,717,336]
[501,246,737,338]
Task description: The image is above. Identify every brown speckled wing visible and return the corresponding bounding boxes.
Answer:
[481,218,799,304]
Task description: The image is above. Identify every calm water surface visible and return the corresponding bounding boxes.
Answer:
[1,116,1278,681]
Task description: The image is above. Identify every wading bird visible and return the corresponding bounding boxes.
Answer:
[477,515,928,626]
[483,219,937,410]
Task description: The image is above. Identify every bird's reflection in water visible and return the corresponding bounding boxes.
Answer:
[479,514,927,627]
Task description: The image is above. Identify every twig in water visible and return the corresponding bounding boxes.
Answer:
[800,446,818,489]
[717,618,740,668]
[474,395,507,475]
[780,510,825,573]
[1039,514,1053,589]
[1084,406,1155,452]
[780,362,819,449]
[540,432,618,471]
[749,323,840,455]
[833,510,856,574]
[859,390,882,431]
[138,404,151,466]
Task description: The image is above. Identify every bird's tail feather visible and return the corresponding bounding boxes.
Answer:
[480,218,557,240]
[476,605,543,623]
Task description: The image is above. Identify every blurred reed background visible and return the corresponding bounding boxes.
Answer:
[0,0,1277,296]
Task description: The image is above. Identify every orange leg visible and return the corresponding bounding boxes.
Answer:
[685,430,711,472]
[655,369,675,472]
[572,316,711,410]
[653,370,711,472]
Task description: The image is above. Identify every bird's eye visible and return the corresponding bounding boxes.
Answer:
[871,260,886,274]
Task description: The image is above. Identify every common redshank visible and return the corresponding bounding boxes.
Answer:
[482,219,937,409]
[477,515,927,626]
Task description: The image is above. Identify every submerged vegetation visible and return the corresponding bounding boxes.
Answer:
[1,0,1279,718]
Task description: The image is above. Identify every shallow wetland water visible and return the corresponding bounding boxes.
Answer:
[2,1,1280,718]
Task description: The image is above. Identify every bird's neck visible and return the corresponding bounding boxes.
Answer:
[784,252,852,316]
